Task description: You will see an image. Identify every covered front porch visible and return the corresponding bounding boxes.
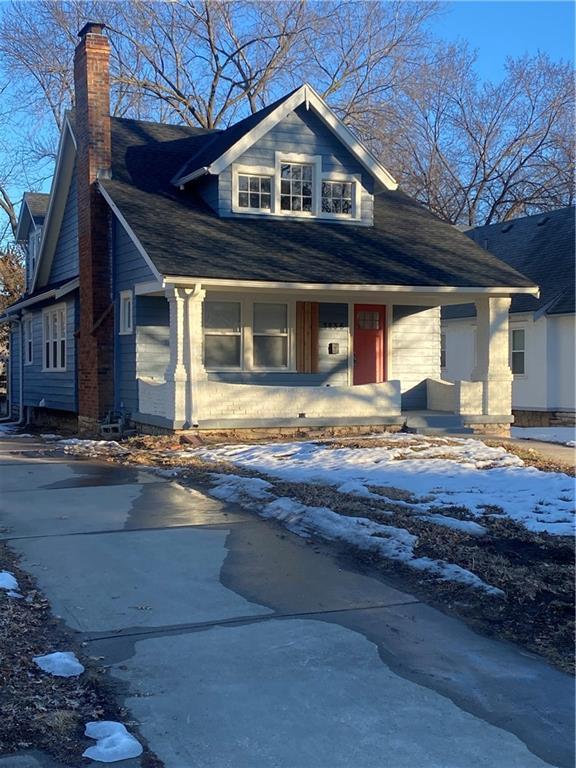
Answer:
[130,281,518,435]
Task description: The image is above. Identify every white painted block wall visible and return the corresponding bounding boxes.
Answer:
[390,306,441,403]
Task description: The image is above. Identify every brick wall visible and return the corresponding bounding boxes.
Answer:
[74,23,114,432]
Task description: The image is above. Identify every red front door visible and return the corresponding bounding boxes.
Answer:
[353,305,386,385]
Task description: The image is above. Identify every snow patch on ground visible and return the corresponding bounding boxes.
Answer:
[195,437,575,536]
[40,433,62,441]
[0,571,19,591]
[83,721,143,763]
[34,651,85,677]
[209,474,503,595]
[511,426,576,447]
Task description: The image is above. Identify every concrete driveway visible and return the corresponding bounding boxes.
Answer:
[0,436,573,768]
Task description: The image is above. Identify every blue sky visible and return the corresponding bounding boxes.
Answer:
[431,1,575,81]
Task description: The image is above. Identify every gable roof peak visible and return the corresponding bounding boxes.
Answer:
[171,83,397,191]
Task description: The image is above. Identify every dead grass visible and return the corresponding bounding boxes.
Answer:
[0,544,162,766]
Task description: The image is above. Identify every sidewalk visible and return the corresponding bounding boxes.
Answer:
[0,434,573,768]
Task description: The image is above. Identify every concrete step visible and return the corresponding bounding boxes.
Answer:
[403,411,473,435]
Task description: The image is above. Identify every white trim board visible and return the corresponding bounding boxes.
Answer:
[31,119,77,292]
[173,83,398,191]
[163,276,539,296]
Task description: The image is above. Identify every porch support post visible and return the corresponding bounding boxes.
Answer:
[184,285,206,427]
[471,296,512,415]
[165,286,188,425]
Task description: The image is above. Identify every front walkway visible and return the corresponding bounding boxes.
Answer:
[0,436,573,768]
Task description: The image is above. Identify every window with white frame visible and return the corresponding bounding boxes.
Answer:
[23,315,33,365]
[43,304,66,371]
[510,328,525,375]
[28,228,41,281]
[253,302,288,368]
[119,290,133,335]
[203,301,242,369]
[280,163,314,213]
[237,174,272,211]
[321,180,354,215]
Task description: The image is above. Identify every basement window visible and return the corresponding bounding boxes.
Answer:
[42,304,66,371]
[119,290,133,335]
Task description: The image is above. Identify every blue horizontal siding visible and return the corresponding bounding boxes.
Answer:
[113,217,159,414]
[48,172,79,283]
[219,105,374,223]
[15,297,77,412]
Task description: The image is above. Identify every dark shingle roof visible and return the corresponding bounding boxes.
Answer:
[171,88,301,184]
[24,192,50,224]
[443,208,575,318]
[103,115,536,289]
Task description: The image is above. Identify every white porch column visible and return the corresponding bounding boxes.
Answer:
[184,286,206,427]
[471,296,513,415]
[165,287,188,425]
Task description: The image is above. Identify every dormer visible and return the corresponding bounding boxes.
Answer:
[172,84,397,227]
[15,192,50,292]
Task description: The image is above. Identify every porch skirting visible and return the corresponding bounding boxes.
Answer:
[137,377,401,429]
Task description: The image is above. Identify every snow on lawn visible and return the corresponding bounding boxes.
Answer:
[83,721,143,763]
[210,473,504,595]
[34,651,85,678]
[194,436,575,536]
[511,426,576,447]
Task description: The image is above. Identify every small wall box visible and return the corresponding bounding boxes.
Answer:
[328,343,340,355]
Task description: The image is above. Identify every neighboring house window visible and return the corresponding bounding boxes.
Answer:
[43,304,66,371]
[253,302,288,368]
[321,181,353,215]
[511,328,525,375]
[119,290,134,335]
[28,228,41,281]
[23,316,33,365]
[440,332,446,369]
[238,174,272,211]
[203,301,242,368]
[280,163,314,212]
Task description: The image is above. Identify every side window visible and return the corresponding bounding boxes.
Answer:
[511,328,525,375]
[24,316,33,365]
[42,304,66,371]
[119,290,134,335]
[440,332,446,369]
[237,174,272,211]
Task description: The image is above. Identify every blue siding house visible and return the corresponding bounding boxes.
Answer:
[2,23,538,436]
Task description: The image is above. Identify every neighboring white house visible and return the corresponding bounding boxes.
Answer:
[442,207,575,426]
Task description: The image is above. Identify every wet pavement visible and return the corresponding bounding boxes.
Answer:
[0,435,574,768]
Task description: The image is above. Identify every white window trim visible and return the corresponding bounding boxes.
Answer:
[231,164,275,215]
[119,290,134,335]
[42,302,67,373]
[23,314,33,366]
[510,325,527,378]
[320,172,362,221]
[274,152,322,218]
[203,295,296,373]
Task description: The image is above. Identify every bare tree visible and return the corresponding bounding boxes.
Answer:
[379,46,575,225]
[0,0,572,242]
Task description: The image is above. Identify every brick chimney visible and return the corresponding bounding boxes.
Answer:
[74,22,114,433]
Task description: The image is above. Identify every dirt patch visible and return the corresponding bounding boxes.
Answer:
[0,543,162,766]
[483,438,575,476]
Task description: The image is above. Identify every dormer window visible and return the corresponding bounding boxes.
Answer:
[322,181,353,215]
[231,154,361,221]
[28,228,42,278]
[238,173,271,211]
[280,163,313,212]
